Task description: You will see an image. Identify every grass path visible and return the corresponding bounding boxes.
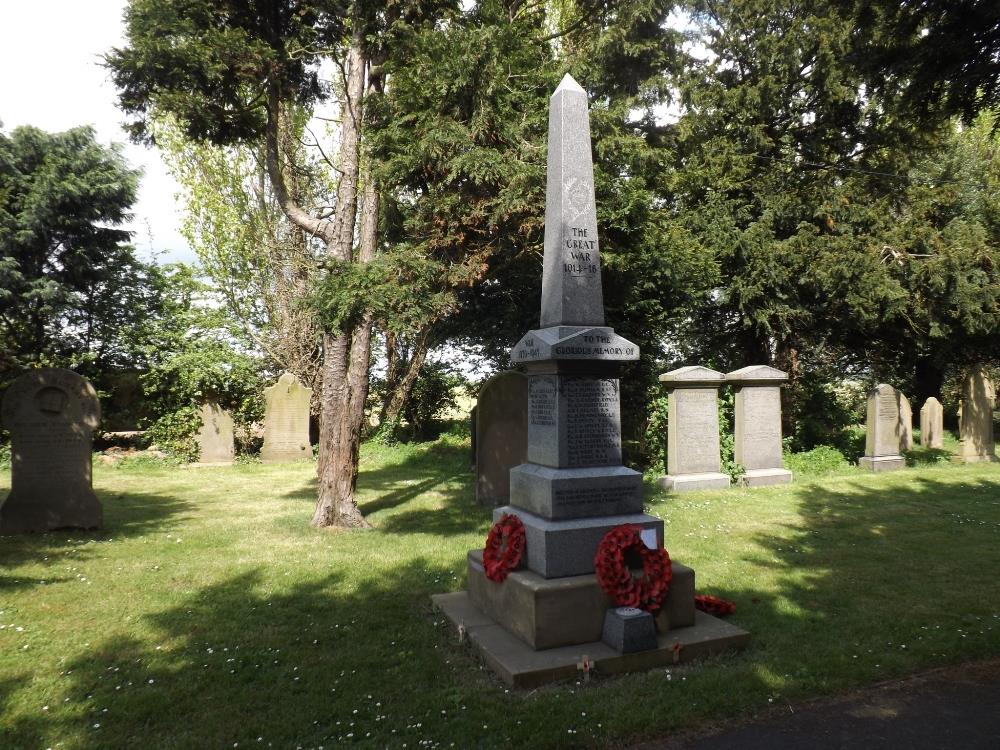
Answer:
[1,435,999,749]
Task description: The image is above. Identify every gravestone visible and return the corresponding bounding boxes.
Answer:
[195,402,235,465]
[475,371,528,506]
[859,384,905,472]
[956,366,998,463]
[726,366,793,486]
[261,373,312,463]
[899,393,914,451]
[919,397,944,449]
[0,368,102,533]
[432,75,748,687]
[657,366,730,492]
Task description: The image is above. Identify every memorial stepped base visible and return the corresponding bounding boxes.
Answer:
[432,591,750,689]
[465,550,694,649]
[494,505,663,578]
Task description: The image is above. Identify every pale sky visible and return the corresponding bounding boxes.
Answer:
[0,1,194,263]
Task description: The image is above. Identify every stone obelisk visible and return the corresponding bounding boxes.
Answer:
[432,75,748,687]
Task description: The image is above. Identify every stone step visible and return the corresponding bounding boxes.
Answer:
[509,462,642,520]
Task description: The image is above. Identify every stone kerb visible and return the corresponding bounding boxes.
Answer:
[0,368,103,533]
[919,397,944,449]
[956,366,998,464]
[859,383,906,472]
[725,366,793,487]
[657,366,730,492]
[261,373,312,463]
[475,370,528,507]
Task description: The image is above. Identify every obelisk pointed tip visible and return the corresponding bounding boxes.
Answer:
[554,73,585,95]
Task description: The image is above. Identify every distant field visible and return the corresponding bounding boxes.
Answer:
[1,431,999,749]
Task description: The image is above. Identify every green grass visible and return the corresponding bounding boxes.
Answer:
[2,432,1000,750]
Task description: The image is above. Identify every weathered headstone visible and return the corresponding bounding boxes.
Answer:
[919,397,945,449]
[475,371,528,506]
[859,384,906,472]
[261,373,312,463]
[956,366,998,463]
[195,402,235,465]
[432,75,747,687]
[726,366,793,486]
[657,366,730,492]
[0,368,102,533]
[899,393,914,451]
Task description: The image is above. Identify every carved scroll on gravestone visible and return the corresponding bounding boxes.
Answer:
[657,366,730,492]
[195,402,235,465]
[919,397,944,449]
[474,371,528,507]
[859,384,906,472]
[726,365,793,486]
[1,368,102,533]
[956,366,998,463]
[261,373,312,463]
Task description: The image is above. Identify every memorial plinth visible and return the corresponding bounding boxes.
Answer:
[726,366,792,487]
[433,75,748,687]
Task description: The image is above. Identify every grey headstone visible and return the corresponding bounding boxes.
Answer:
[956,366,998,463]
[261,373,312,463]
[475,371,528,506]
[602,607,657,654]
[919,397,944,449]
[195,402,235,465]
[859,384,905,472]
[540,75,605,328]
[0,368,102,533]
[899,393,914,451]
[657,366,730,491]
[726,366,792,486]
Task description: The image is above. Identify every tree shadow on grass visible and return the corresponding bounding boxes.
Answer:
[0,558,497,750]
[0,489,193,590]
[704,473,1000,704]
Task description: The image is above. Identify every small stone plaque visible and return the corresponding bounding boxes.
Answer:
[602,606,657,653]
[1,368,102,533]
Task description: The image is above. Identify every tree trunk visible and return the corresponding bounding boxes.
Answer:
[914,355,944,406]
[311,25,370,529]
[380,327,433,428]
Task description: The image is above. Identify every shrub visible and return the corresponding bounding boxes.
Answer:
[784,445,852,476]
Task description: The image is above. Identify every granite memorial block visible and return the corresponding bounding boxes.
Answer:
[899,393,914,451]
[0,368,102,533]
[956,366,998,463]
[196,402,235,465]
[657,366,730,491]
[475,371,529,506]
[433,75,748,686]
[602,607,657,654]
[859,384,906,472]
[919,397,944,449]
[261,373,312,463]
[725,366,793,486]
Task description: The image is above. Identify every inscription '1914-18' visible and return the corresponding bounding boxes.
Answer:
[564,227,598,276]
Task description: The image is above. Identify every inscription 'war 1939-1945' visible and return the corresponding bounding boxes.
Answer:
[564,227,598,276]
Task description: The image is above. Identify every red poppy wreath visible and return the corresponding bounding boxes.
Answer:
[694,594,736,616]
[594,524,672,613]
[483,513,526,582]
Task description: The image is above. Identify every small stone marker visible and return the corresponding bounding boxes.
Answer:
[956,366,998,463]
[919,397,944,449]
[859,384,905,472]
[657,366,730,491]
[261,373,312,463]
[602,607,657,654]
[475,371,528,506]
[899,393,914,451]
[0,368,102,533]
[726,366,793,486]
[195,402,235,465]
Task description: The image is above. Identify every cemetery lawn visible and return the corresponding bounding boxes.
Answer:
[2,432,1000,749]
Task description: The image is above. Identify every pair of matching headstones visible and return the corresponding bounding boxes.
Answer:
[657,365,792,492]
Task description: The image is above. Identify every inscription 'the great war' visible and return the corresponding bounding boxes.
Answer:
[564,226,598,277]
